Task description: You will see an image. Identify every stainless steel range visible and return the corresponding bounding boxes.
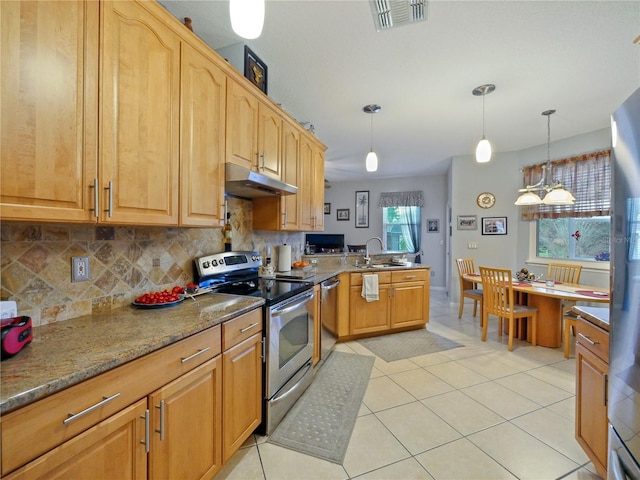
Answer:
[194,251,315,435]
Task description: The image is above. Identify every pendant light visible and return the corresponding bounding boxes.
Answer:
[230,0,265,40]
[363,104,381,172]
[515,110,575,206]
[472,84,495,163]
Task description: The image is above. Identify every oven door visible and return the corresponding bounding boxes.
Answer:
[265,287,315,399]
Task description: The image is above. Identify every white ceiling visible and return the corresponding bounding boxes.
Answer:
[159,0,640,183]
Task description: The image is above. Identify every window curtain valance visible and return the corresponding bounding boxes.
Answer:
[520,150,611,220]
[378,191,425,208]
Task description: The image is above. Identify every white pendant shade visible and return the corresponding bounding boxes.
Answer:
[514,191,543,205]
[475,138,492,163]
[366,150,378,172]
[541,188,575,205]
[230,0,265,39]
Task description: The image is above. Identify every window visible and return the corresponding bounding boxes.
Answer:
[520,150,611,262]
[383,206,421,251]
[537,216,610,261]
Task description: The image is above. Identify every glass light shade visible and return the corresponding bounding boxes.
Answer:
[230,0,265,39]
[542,188,575,205]
[475,138,492,163]
[514,191,543,205]
[366,150,378,172]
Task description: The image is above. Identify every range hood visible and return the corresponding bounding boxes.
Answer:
[225,163,297,199]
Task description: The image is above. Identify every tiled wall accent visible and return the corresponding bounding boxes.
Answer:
[1,197,304,326]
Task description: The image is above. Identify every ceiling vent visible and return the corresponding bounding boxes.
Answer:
[370,0,428,31]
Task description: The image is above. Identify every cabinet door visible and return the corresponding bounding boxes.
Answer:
[313,284,321,366]
[226,78,259,170]
[349,285,391,335]
[311,145,325,231]
[222,333,263,462]
[149,357,223,480]
[100,1,180,225]
[281,121,301,229]
[4,400,147,480]
[391,281,427,328]
[180,42,226,227]
[576,343,608,477]
[0,0,98,223]
[298,137,315,231]
[258,103,283,180]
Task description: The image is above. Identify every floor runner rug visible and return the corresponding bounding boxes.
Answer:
[267,351,375,464]
[357,328,463,362]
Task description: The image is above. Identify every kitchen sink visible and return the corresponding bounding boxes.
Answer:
[355,263,401,269]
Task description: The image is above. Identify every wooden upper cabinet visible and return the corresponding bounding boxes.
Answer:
[257,103,283,179]
[180,42,226,227]
[312,145,325,231]
[299,135,325,231]
[226,78,259,172]
[99,1,180,225]
[0,0,99,223]
[281,121,301,229]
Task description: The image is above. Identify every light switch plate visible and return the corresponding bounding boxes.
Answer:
[72,256,90,282]
[0,301,17,319]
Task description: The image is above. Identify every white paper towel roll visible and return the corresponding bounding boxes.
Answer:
[277,244,291,272]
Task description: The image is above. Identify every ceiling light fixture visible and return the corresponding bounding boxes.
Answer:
[229,0,265,40]
[472,84,495,164]
[364,104,381,172]
[515,110,575,206]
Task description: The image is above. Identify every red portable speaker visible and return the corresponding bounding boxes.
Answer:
[1,316,33,360]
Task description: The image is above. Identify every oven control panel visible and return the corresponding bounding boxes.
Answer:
[195,251,262,278]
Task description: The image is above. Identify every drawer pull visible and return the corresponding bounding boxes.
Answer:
[240,322,259,334]
[578,333,598,346]
[404,275,417,279]
[141,409,150,453]
[63,392,121,424]
[180,347,210,363]
[155,400,165,440]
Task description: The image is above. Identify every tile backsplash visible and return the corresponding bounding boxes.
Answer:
[1,197,304,326]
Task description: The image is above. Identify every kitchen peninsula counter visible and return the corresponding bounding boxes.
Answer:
[0,294,263,415]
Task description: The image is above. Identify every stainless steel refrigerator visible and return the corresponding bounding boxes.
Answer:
[609,86,640,480]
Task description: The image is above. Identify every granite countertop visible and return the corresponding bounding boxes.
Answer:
[0,293,264,415]
[295,263,430,285]
[572,305,610,331]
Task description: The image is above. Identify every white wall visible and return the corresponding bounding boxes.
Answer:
[323,175,448,287]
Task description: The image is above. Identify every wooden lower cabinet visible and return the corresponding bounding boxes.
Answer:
[3,399,147,480]
[149,357,222,480]
[350,283,392,335]
[575,318,609,478]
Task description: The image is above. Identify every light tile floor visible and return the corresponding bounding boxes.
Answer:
[217,290,602,480]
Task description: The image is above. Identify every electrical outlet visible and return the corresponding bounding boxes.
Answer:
[310,259,318,264]
[72,256,90,282]
[468,242,478,249]
[431,270,435,277]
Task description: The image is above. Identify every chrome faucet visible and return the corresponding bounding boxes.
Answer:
[364,237,384,265]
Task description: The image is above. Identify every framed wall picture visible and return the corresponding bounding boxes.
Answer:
[324,203,331,215]
[427,219,439,233]
[355,191,369,228]
[457,215,477,230]
[244,46,268,94]
[336,208,350,221]
[482,216,508,235]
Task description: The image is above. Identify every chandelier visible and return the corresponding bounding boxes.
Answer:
[514,110,575,206]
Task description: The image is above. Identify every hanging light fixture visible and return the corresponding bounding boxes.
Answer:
[363,104,381,172]
[472,84,495,163]
[515,110,575,206]
[230,0,265,40]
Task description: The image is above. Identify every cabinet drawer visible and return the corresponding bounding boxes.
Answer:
[222,308,263,351]
[1,325,221,476]
[576,318,609,363]
[391,269,428,283]
[350,271,392,286]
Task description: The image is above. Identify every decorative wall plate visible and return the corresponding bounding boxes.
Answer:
[477,192,496,209]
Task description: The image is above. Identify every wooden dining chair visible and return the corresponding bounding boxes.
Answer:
[479,266,538,351]
[456,258,483,321]
[548,262,582,342]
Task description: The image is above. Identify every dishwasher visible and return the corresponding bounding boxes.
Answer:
[320,276,340,363]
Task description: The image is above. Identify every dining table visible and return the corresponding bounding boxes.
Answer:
[463,273,610,348]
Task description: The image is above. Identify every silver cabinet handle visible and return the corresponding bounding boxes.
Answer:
[282,211,287,227]
[602,373,608,406]
[180,347,210,363]
[104,181,113,218]
[141,409,150,453]
[578,333,598,345]
[90,178,99,218]
[155,400,165,440]
[404,275,417,279]
[240,322,259,333]
[63,393,121,424]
